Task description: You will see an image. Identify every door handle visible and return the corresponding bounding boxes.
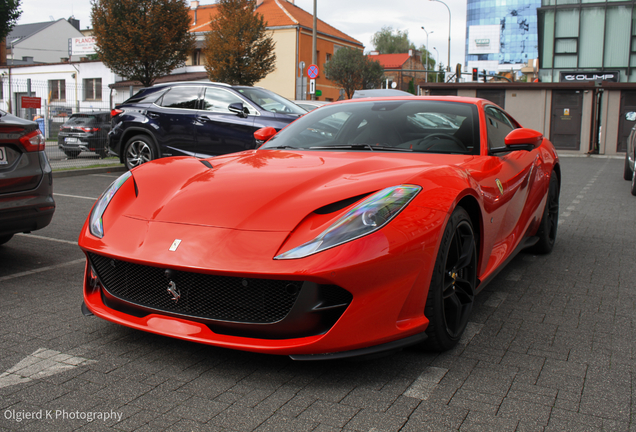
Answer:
[196,116,211,123]
[147,112,160,119]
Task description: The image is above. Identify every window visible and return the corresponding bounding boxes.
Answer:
[325,53,332,79]
[158,86,200,109]
[202,88,255,115]
[49,80,66,101]
[485,106,516,150]
[84,78,102,101]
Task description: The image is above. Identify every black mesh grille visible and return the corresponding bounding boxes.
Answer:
[88,253,301,324]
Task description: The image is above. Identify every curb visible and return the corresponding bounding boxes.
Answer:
[52,166,127,178]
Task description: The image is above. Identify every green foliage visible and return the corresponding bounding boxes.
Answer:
[323,48,384,99]
[203,0,276,86]
[91,0,195,87]
[371,26,415,54]
[1,0,22,42]
[416,44,435,71]
[407,78,415,95]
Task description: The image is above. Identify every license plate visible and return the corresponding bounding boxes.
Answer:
[0,146,7,165]
[65,137,79,144]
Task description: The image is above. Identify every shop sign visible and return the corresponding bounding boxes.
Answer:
[559,71,619,83]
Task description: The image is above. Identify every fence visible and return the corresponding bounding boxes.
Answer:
[1,78,126,171]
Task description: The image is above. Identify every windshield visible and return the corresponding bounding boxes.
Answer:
[65,115,99,126]
[237,88,306,115]
[261,100,480,155]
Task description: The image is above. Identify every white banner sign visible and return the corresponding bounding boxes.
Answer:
[69,37,97,56]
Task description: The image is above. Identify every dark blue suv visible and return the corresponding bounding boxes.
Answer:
[108,82,306,169]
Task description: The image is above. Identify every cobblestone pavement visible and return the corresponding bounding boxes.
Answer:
[0,156,634,431]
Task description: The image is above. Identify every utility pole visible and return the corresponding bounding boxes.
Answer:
[311,0,317,101]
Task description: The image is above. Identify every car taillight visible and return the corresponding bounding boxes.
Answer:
[111,109,124,117]
[20,129,46,152]
[80,127,100,132]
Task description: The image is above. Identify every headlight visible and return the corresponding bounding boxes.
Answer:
[275,185,421,260]
[89,171,132,238]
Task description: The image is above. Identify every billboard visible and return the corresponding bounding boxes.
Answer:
[68,37,97,56]
[468,25,500,55]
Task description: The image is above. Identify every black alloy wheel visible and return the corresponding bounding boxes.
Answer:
[528,172,559,254]
[624,153,632,181]
[424,207,477,351]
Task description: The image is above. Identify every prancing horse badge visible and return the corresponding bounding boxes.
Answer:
[495,179,504,195]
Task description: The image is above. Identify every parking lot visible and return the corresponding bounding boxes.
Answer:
[0,155,634,431]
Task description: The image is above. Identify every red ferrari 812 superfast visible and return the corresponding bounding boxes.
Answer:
[79,97,560,360]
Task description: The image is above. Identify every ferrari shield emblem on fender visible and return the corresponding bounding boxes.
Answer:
[495,179,504,195]
[169,239,181,251]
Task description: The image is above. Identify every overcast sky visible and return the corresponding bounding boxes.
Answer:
[18,0,468,67]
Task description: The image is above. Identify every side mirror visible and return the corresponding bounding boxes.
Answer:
[254,126,277,144]
[491,128,543,153]
[228,102,250,118]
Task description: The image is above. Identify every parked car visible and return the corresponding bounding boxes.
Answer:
[57,111,111,158]
[293,100,329,112]
[108,82,306,170]
[352,89,413,98]
[0,110,55,245]
[79,96,560,359]
[623,121,636,195]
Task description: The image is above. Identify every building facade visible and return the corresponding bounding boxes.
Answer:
[186,0,364,102]
[465,0,540,76]
[538,0,636,84]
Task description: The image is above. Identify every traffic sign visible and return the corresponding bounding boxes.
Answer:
[307,64,319,79]
[309,79,316,95]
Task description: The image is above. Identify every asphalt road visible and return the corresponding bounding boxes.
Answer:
[0,156,634,431]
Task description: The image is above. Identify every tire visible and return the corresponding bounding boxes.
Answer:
[64,150,80,158]
[528,172,560,254]
[631,168,636,196]
[0,234,14,245]
[624,152,633,181]
[424,207,477,351]
[97,149,108,159]
[124,135,156,170]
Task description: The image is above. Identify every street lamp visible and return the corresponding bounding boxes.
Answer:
[429,0,450,72]
[421,26,433,82]
[433,47,439,82]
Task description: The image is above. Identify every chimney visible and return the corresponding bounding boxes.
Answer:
[191,1,199,25]
[68,18,80,31]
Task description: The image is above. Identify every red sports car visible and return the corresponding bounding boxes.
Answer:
[79,97,560,360]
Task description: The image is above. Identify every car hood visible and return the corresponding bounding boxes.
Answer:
[125,151,471,232]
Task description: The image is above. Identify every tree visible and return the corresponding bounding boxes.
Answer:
[324,48,384,99]
[91,0,195,87]
[1,0,22,43]
[371,26,415,54]
[416,44,435,71]
[202,0,276,86]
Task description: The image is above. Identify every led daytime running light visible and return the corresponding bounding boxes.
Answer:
[89,171,132,238]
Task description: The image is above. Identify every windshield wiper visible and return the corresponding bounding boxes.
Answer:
[309,144,413,152]
[309,144,375,151]
[264,145,305,150]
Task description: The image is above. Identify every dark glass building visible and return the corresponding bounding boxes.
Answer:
[465,0,540,73]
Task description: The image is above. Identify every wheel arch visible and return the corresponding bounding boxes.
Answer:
[120,129,161,163]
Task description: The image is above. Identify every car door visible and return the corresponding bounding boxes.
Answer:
[195,87,257,157]
[478,105,540,252]
[147,86,200,157]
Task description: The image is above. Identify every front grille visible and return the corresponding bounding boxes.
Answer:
[88,253,301,324]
